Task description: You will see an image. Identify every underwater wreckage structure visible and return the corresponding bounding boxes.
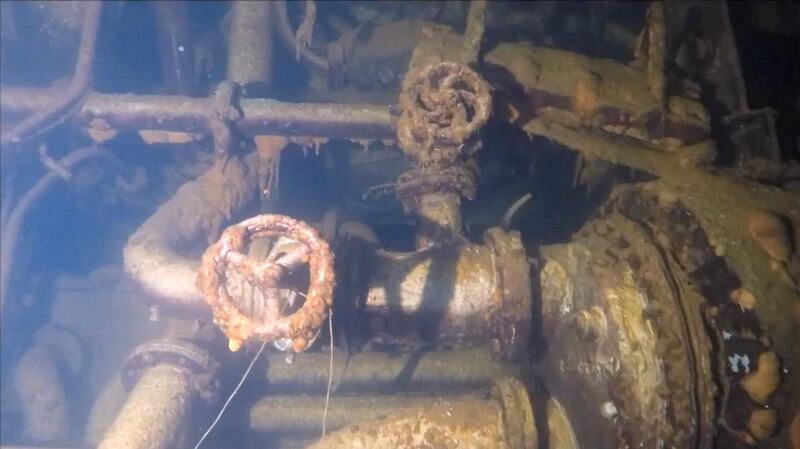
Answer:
[1,1,799,448]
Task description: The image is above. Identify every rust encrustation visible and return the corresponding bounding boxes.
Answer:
[197,214,335,352]
[396,61,491,166]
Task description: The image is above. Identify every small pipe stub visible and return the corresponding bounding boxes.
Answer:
[121,338,220,403]
[197,214,335,353]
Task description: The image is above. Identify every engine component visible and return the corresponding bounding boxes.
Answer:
[197,214,335,352]
[306,377,539,449]
[262,346,522,394]
[394,60,491,247]
[97,339,219,449]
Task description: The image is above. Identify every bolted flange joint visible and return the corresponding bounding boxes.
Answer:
[121,338,220,403]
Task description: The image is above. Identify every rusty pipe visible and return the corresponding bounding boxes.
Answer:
[0,88,395,140]
[263,346,522,394]
[98,339,219,449]
[306,377,537,449]
[0,1,102,147]
[97,364,194,449]
[123,153,260,315]
[364,243,498,344]
[251,394,479,435]
[227,1,273,97]
[363,228,531,361]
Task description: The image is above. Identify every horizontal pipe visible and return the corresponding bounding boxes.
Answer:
[250,394,467,435]
[263,346,521,393]
[363,243,499,344]
[0,88,395,140]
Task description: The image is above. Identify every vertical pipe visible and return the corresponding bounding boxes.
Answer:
[97,364,194,449]
[226,1,273,97]
[153,1,195,96]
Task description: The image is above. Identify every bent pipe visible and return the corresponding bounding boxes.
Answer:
[0,146,117,321]
[0,1,102,147]
[123,152,260,315]
[272,1,329,73]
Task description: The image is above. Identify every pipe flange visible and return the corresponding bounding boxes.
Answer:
[491,377,537,449]
[121,338,220,403]
[485,228,533,362]
[397,61,491,165]
[197,214,335,353]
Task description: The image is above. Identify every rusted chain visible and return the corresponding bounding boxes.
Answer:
[0,1,103,148]
[197,214,335,353]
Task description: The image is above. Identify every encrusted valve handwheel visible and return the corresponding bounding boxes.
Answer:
[197,214,335,353]
[396,61,492,164]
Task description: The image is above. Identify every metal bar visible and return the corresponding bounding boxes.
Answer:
[1,88,395,140]
[227,1,273,97]
[263,346,521,394]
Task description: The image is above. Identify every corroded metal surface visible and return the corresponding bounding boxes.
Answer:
[485,228,532,362]
[307,377,536,449]
[396,61,491,166]
[123,153,260,315]
[1,88,396,140]
[485,42,710,143]
[197,214,335,352]
[226,1,273,97]
[393,60,491,246]
[363,228,531,361]
[97,339,217,449]
[611,185,790,447]
[121,339,220,403]
[251,394,461,435]
[97,364,194,449]
[263,346,522,394]
[538,207,719,449]
[364,242,495,344]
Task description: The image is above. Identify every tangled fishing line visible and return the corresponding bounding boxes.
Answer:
[193,311,335,448]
